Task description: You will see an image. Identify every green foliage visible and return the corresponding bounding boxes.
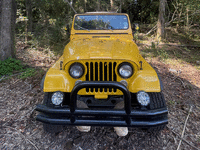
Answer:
[121,0,159,24]
[157,49,169,60]
[142,44,169,61]
[167,0,200,27]
[14,0,200,57]
[0,57,23,77]
[0,57,40,80]
[15,0,70,55]
[19,68,37,79]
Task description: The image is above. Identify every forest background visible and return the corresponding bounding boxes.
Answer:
[1,0,200,61]
[0,0,200,149]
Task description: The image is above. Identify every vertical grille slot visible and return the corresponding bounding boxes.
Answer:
[85,61,117,94]
[90,62,93,81]
[90,62,93,92]
[95,62,98,92]
[100,62,103,92]
[109,62,112,92]
[113,62,117,92]
[86,62,89,92]
[104,62,107,92]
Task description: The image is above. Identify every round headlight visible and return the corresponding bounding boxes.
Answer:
[51,92,64,105]
[69,63,84,79]
[118,63,133,78]
[137,91,150,106]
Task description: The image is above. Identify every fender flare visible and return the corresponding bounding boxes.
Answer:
[156,72,164,91]
[40,74,46,90]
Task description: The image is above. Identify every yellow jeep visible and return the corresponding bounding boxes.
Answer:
[36,12,168,133]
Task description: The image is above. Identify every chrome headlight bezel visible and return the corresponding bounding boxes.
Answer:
[118,62,133,79]
[51,91,64,106]
[69,63,84,79]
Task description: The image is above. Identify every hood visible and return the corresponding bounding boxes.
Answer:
[63,38,140,66]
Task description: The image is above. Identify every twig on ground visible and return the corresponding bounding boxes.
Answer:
[177,106,193,150]
[30,128,41,137]
[23,81,32,94]
[0,75,5,81]
[29,106,36,118]
[4,126,39,150]
[138,43,200,47]
[0,72,26,81]
[6,78,21,89]
[176,77,186,89]
[145,25,157,35]
[167,73,185,89]
[170,129,199,150]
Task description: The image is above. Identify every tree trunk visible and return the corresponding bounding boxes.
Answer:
[186,6,189,32]
[97,0,100,11]
[156,0,166,41]
[120,0,121,13]
[26,0,32,33]
[0,0,2,48]
[84,0,87,12]
[110,0,113,11]
[0,0,16,61]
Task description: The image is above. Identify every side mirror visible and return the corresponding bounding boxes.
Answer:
[65,24,70,35]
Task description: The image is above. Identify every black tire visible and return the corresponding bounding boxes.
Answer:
[42,93,64,134]
[148,92,166,110]
[145,92,167,132]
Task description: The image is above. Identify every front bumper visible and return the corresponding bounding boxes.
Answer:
[36,81,168,127]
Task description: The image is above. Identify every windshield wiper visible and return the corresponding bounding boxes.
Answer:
[75,23,90,31]
[99,26,113,31]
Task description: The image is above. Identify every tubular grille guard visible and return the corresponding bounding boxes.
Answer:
[85,62,117,93]
[70,81,131,114]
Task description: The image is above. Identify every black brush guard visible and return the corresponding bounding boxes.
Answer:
[36,81,168,127]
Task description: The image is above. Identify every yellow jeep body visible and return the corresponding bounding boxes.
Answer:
[43,12,161,96]
[36,12,167,130]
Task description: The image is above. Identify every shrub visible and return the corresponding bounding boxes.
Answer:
[0,57,23,77]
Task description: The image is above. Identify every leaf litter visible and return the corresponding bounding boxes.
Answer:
[0,42,200,150]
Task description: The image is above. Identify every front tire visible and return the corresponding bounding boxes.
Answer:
[42,93,64,134]
[145,92,167,132]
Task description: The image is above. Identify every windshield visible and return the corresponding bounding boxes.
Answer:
[74,15,129,30]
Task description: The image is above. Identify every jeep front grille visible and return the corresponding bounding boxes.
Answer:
[85,62,117,93]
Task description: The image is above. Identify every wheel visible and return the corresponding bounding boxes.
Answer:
[42,93,64,134]
[148,92,166,110]
[145,92,168,132]
[43,123,64,134]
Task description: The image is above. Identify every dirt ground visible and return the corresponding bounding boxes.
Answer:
[0,42,200,150]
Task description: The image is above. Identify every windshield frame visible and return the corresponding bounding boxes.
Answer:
[73,14,130,31]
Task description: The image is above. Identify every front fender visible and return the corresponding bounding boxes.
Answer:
[43,69,71,92]
[43,56,73,92]
[128,59,161,93]
[129,70,161,93]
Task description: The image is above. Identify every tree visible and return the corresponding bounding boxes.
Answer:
[97,0,100,11]
[157,0,166,41]
[0,0,17,61]
[110,0,114,11]
[26,0,32,32]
